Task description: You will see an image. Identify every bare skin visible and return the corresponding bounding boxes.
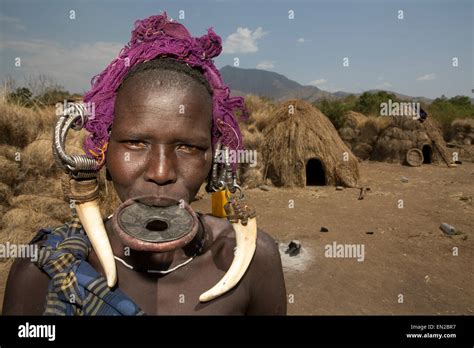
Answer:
[2,76,287,315]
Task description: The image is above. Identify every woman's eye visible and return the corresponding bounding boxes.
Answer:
[124,140,147,149]
[177,144,198,152]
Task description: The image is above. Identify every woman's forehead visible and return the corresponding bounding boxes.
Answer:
[118,70,211,104]
[113,83,212,131]
[119,64,211,95]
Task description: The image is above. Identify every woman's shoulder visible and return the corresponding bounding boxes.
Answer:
[1,217,86,315]
[2,248,50,315]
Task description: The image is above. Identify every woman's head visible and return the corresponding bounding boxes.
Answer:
[82,12,248,202]
[107,57,214,203]
[83,12,247,170]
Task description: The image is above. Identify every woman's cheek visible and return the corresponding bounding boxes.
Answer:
[178,152,211,182]
[109,149,144,183]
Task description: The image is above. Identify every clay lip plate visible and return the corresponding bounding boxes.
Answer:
[118,203,193,242]
[111,196,199,252]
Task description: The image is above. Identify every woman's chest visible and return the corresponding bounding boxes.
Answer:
[113,253,250,315]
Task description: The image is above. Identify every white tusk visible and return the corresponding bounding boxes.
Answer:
[76,199,117,287]
[199,217,257,302]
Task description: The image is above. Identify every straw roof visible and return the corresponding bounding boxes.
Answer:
[263,100,360,187]
[344,111,368,129]
[372,116,452,165]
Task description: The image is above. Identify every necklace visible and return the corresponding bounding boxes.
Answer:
[114,254,195,274]
[112,212,207,275]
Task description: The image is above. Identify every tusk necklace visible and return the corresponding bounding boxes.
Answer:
[111,212,206,275]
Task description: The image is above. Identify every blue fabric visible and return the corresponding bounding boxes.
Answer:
[32,217,145,316]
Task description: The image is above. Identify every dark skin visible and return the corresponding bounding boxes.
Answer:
[2,74,287,315]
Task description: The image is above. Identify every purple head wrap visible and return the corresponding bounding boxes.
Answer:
[82,12,248,169]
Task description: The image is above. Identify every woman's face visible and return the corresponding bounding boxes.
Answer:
[106,76,213,204]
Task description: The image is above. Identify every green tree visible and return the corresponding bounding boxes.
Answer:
[316,99,349,129]
[355,91,398,116]
[428,95,474,139]
[6,87,33,106]
[34,87,71,106]
[448,95,471,108]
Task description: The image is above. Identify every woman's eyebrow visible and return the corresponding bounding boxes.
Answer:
[114,131,210,144]
[174,134,211,145]
[113,131,150,139]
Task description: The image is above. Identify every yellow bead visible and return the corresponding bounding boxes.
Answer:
[211,190,229,218]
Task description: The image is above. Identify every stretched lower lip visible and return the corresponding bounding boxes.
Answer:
[111,195,199,252]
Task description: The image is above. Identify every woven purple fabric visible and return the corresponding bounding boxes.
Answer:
[83,12,247,169]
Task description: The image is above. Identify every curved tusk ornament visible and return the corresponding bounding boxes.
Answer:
[53,102,117,288]
[76,200,117,287]
[199,216,257,302]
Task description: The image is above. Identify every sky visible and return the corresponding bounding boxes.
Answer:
[0,0,472,99]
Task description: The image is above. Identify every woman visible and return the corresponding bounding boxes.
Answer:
[3,12,286,315]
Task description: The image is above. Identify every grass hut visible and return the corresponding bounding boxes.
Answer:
[451,119,474,145]
[339,113,363,150]
[344,111,367,129]
[263,100,359,187]
[372,116,452,166]
[236,95,276,188]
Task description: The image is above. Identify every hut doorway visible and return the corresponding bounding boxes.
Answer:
[306,158,326,186]
[422,145,432,164]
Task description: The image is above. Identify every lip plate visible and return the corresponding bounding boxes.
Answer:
[111,196,199,252]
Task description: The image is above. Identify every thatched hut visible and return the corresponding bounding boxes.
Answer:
[451,119,474,145]
[339,113,363,149]
[344,111,367,129]
[263,100,359,187]
[235,95,276,188]
[372,116,452,165]
[338,111,391,160]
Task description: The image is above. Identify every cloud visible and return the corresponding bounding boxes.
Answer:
[416,73,436,81]
[0,39,123,93]
[256,60,275,70]
[375,82,392,89]
[297,38,305,43]
[309,78,327,86]
[223,27,268,54]
[324,85,341,92]
[0,14,27,31]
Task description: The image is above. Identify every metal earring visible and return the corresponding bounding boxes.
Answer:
[206,142,239,194]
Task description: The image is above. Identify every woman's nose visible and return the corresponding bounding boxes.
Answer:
[143,144,178,185]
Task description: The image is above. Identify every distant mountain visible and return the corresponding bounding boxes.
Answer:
[220,65,336,103]
[219,65,435,104]
[334,89,433,104]
[333,91,352,98]
[364,89,433,104]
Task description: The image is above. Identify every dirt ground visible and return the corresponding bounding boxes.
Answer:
[193,161,474,315]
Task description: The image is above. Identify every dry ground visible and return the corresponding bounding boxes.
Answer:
[194,161,474,315]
